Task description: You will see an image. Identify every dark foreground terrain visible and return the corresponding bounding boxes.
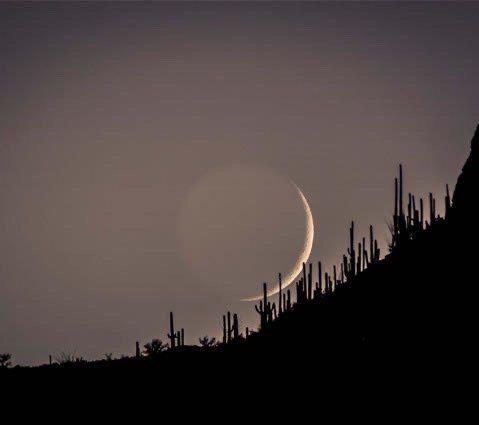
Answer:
[3,126,478,379]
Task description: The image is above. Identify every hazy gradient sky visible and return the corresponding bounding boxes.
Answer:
[1,1,478,365]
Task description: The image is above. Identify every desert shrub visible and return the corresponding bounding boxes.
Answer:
[198,336,217,348]
[143,339,168,356]
[0,353,12,368]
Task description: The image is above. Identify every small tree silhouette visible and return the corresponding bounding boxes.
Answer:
[143,339,168,356]
[55,351,77,365]
[198,336,217,348]
[0,353,12,368]
[104,353,113,361]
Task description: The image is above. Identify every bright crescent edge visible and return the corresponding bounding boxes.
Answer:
[241,181,315,302]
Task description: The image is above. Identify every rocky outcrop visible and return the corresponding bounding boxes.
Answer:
[452,124,479,222]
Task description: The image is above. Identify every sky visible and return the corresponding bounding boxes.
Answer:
[1,1,478,365]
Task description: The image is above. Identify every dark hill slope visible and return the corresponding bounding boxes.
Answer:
[236,126,478,364]
[9,126,478,373]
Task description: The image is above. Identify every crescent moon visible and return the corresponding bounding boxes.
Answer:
[241,181,315,301]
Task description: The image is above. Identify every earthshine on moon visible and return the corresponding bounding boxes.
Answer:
[242,182,315,302]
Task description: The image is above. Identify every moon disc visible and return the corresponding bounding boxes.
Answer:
[177,163,313,301]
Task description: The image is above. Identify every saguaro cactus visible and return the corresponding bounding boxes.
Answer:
[369,224,374,263]
[429,192,435,225]
[342,255,348,283]
[256,300,266,328]
[232,314,239,340]
[420,198,424,229]
[278,273,283,314]
[302,263,307,298]
[348,221,356,279]
[357,242,362,274]
[318,261,322,293]
[412,195,419,231]
[267,302,274,323]
[394,177,399,246]
[308,262,313,300]
[399,164,404,221]
[227,311,232,343]
[222,315,227,344]
[255,282,271,329]
[168,311,176,349]
[407,193,412,227]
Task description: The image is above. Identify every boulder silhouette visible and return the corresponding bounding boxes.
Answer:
[452,124,479,222]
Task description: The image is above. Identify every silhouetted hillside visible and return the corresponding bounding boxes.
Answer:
[3,126,478,374]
